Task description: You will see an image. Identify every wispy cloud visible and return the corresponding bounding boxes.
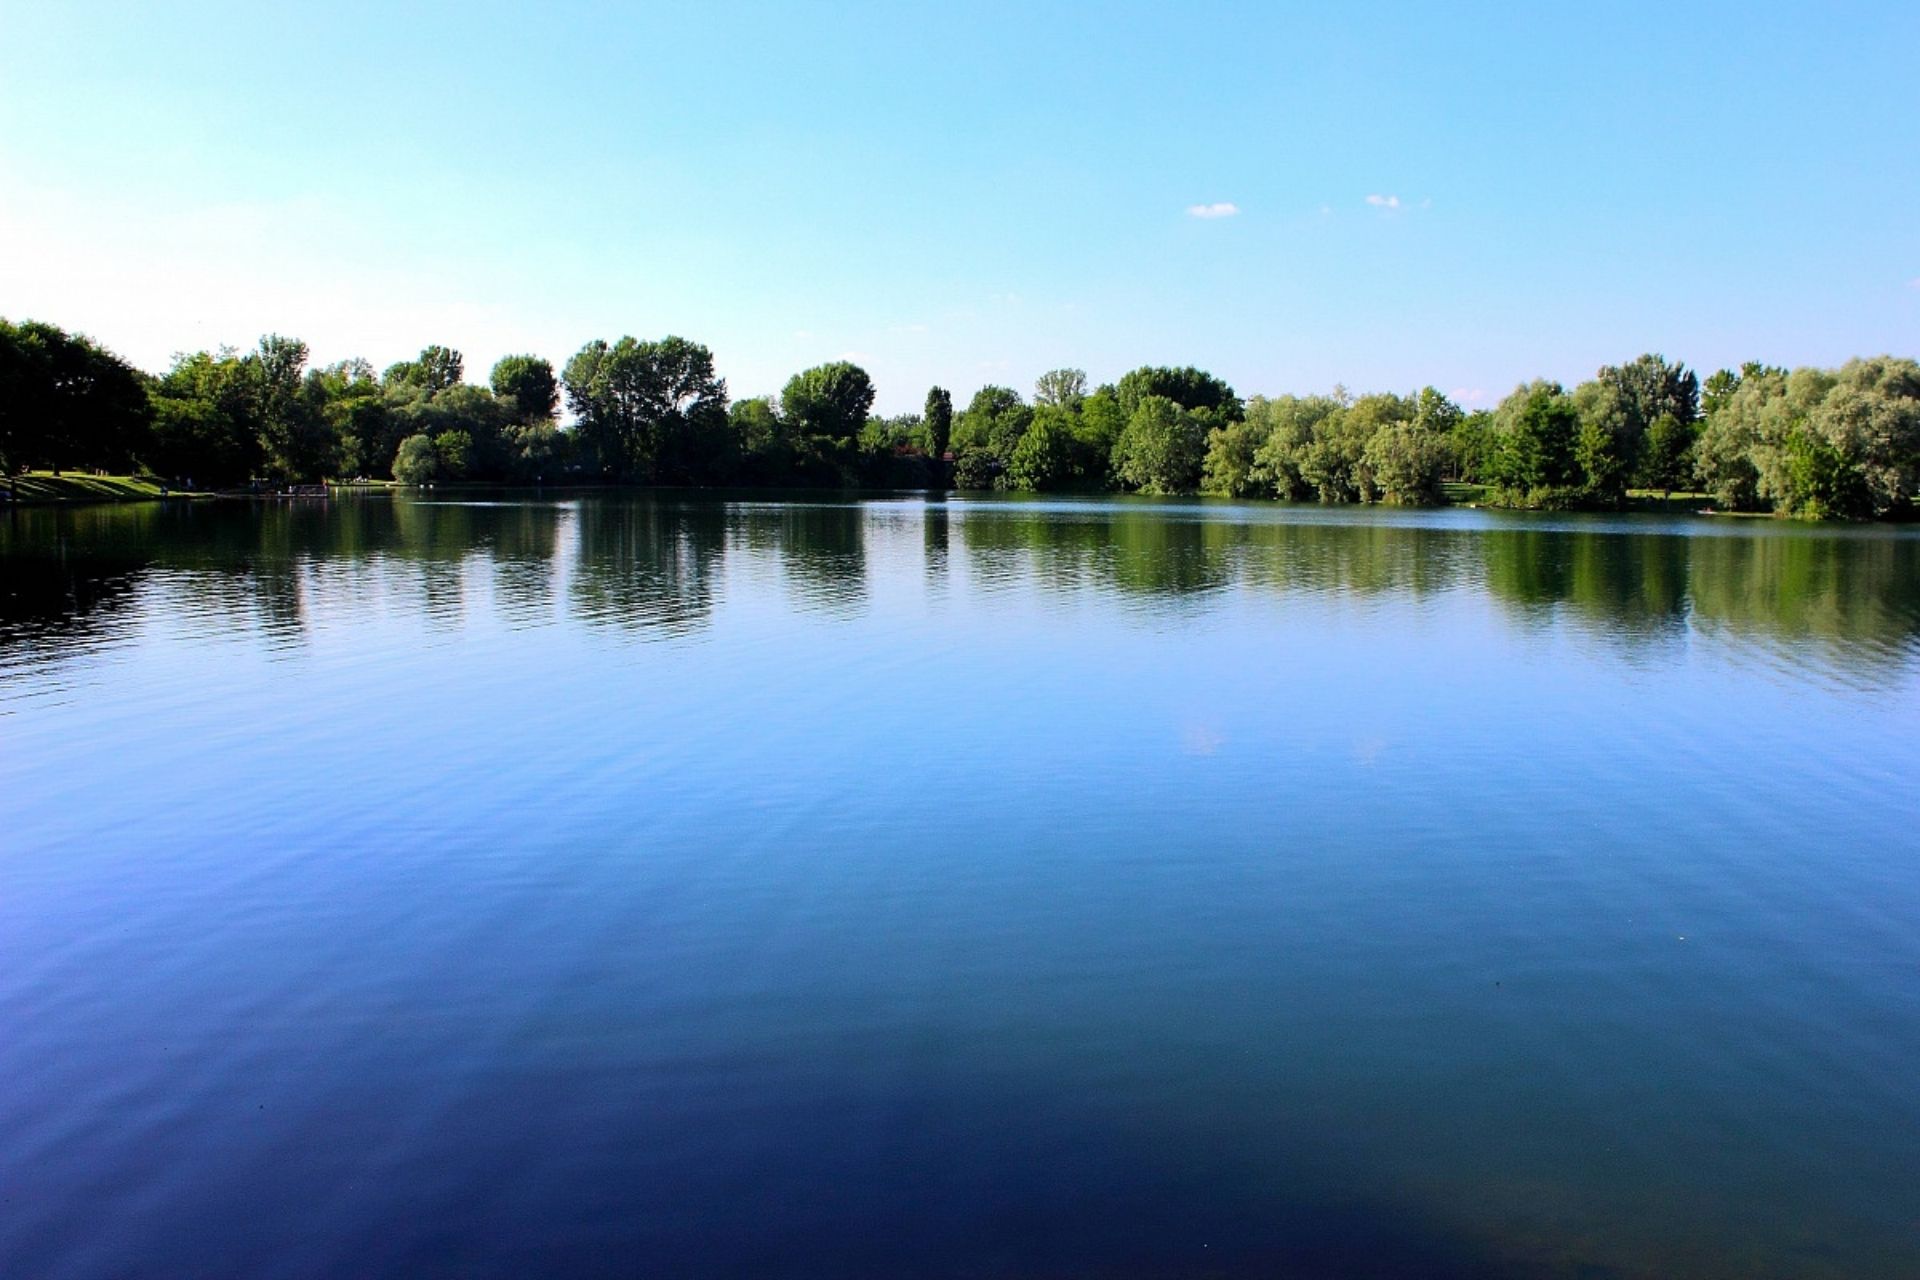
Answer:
[1366,194,1432,213]
[1908,277,1920,290]
[1449,387,1489,406]
[1186,202,1240,219]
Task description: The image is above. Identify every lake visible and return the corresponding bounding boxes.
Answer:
[2,492,1917,1279]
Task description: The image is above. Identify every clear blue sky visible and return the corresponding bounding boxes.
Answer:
[2,1,1915,412]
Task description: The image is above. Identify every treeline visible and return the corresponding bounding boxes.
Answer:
[3,316,1916,518]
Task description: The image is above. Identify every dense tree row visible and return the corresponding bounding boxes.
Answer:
[2,316,1915,518]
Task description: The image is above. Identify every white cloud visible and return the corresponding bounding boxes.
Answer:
[1365,194,1402,210]
[1186,202,1240,219]
[1449,387,1490,406]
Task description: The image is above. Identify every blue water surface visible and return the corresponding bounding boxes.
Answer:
[2,493,1917,1279]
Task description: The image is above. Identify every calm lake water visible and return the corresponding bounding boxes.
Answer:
[3,493,1918,1279]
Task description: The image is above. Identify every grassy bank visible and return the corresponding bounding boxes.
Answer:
[3,472,212,505]
[1443,480,1733,516]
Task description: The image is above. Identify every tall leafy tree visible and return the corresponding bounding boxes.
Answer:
[1005,405,1078,490]
[1363,422,1448,505]
[415,345,464,394]
[1112,395,1207,494]
[148,348,263,485]
[1492,381,1582,498]
[0,319,152,474]
[563,336,730,481]
[923,386,953,458]
[1116,365,1242,420]
[1034,367,1088,409]
[954,385,1031,459]
[490,355,559,424]
[251,334,336,480]
[781,362,875,444]
[1639,414,1697,496]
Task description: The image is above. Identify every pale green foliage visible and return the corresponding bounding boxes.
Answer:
[1248,395,1340,499]
[1809,357,1920,516]
[1693,367,1784,509]
[1702,359,1920,518]
[1363,422,1448,504]
[1200,417,1265,496]
[1034,368,1088,408]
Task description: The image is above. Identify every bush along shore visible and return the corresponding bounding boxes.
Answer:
[3,317,1916,519]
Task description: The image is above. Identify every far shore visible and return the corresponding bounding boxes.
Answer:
[3,470,1761,520]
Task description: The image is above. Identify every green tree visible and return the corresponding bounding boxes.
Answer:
[564,335,730,480]
[1076,386,1127,463]
[490,355,558,424]
[1363,422,1448,504]
[1248,394,1341,499]
[1491,381,1582,501]
[393,433,439,484]
[924,386,953,458]
[781,361,875,444]
[953,385,1031,457]
[1005,405,1077,490]
[1449,410,1497,483]
[1034,367,1088,408]
[0,318,152,475]
[432,429,474,479]
[1115,365,1242,420]
[1639,413,1697,495]
[1201,417,1266,496]
[249,334,340,481]
[1806,356,1920,517]
[1694,365,1787,510]
[508,420,570,481]
[951,446,1001,489]
[1112,395,1206,494]
[147,348,262,485]
[413,345,464,393]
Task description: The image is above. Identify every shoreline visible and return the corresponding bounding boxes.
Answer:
[0,472,1862,523]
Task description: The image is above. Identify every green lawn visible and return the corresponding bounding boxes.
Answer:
[1442,481,1722,514]
[1441,481,1491,504]
[5,471,202,503]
